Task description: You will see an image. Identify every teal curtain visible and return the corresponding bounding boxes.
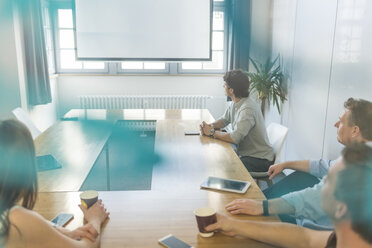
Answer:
[17,0,51,105]
[226,0,252,71]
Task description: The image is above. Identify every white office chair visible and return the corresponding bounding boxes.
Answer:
[12,107,41,139]
[251,123,289,187]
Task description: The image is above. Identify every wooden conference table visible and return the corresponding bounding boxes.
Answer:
[34,109,279,248]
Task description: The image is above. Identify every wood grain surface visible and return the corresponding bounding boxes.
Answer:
[33,109,279,247]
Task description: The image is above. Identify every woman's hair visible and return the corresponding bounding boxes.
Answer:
[0,120,38,239]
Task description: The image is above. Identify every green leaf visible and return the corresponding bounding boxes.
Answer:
[248,54,287,113]
[249,57,260,72]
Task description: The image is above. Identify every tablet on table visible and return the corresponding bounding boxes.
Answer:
[200,176,251,194]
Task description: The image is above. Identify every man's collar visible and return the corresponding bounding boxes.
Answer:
[233,97,247,108]
[366,141,372,148]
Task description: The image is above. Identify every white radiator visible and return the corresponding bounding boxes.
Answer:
[79,95,209,109]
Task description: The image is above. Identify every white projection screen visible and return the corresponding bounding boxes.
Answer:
[74,0,212,61]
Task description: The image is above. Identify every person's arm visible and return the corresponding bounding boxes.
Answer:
[9,208,100,248]
[200,120,227,136]
[203,107,254,144]
[200,122,235,143]
[227,181,325,219]
[268,158,336,180]
[205,214,331,248]
[226,198,295,215]
[227,178,327,218]
[212,130,234,143]
[55,224,98,242]
[211,119,226,130]
[268,198,296,215]
[9,201,109,248]
[280,180,326,220]
[267,160,310,180]
[309,158,338,178]
[200,104,232,135]
[203,122,248,144]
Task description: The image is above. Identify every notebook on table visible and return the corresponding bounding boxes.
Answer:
[36,155,62,171]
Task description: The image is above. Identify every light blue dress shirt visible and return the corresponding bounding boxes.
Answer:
[281,159,336,229]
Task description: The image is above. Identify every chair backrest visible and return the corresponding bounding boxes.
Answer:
[266,123,288,164]
[12,107,41,139]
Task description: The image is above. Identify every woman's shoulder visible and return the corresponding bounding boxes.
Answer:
[5,206,34,248]
[9,206,35,220]
[7,206,54,248]
[9,206,46,229]
[8,206,46,233]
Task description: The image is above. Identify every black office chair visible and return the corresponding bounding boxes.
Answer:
[251,123,288,188]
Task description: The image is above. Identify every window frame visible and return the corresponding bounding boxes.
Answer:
[177,2,228,74]
[51,1,109,74]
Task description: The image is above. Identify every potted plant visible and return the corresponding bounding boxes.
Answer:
[246,55,287,117]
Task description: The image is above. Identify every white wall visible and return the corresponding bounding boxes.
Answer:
[264,0,296,128]
[270,0,372,162]
[284,0,338,160]
[323,0,372,159]
[28,77,59,132]
[57,75,227,119]
[0,0,22,119]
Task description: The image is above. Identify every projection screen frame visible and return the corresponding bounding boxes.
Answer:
[72,0,213,61]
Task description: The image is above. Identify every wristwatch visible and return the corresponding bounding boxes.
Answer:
[263,200,269,216]
[209,128,215,137]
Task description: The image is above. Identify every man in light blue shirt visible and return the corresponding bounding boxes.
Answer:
[282,161,333,228]
[224,98,372,229]
[206,143,372,247]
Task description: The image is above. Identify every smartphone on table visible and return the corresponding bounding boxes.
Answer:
[159,234,193,248]
[51,213,74,227]
[184,131,200,135]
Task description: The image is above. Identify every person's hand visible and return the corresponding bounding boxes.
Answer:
[267,163,285,180]
[205,213,237,237]
[200,121,212,136]
[202,122,213,136]
[225,199,263,215]
[66,224,99,242]
[79,199,110,225]
[199,122,206,135]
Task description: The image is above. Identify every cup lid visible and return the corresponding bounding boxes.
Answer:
[194,207,216,217]
[80,190,98,199]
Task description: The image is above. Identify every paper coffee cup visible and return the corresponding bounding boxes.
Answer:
[80,190,98,208]
[194,207,217,237]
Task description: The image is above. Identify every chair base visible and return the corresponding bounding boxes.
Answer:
[255,177,273,188]
[251,172,273,188]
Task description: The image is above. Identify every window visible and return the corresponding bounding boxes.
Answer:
[180,9,226,73]
[50,0,226,74]
[119,61,169,74]
[54,7,107,72]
